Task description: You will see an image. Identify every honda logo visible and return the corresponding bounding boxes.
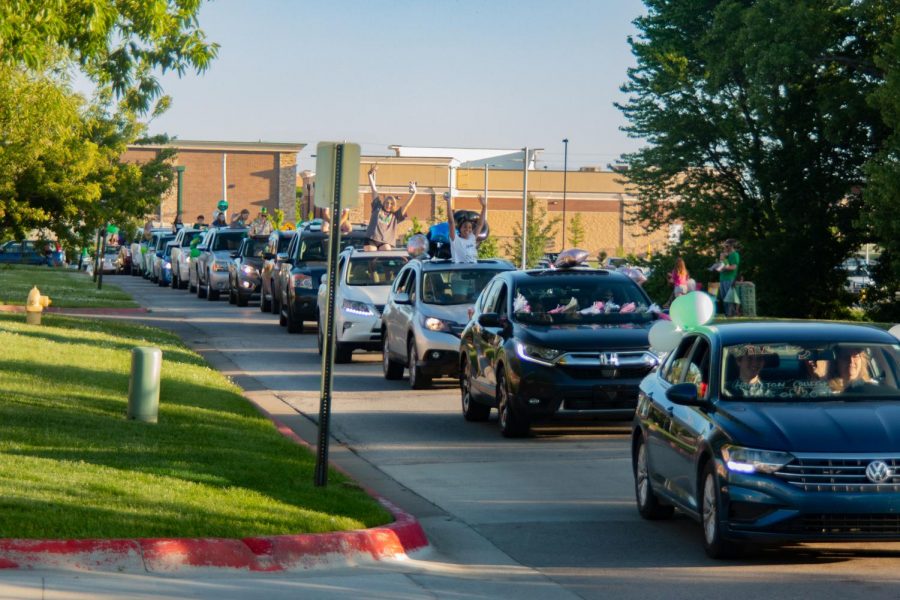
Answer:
[599,352,619,367]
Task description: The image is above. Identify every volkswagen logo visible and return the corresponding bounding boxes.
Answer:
[865,460,892,483]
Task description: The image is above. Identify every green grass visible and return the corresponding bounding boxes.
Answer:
[0,313,391,539]
[0,265,137,308]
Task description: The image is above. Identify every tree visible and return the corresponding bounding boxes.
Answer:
[477,235,500,259]
[0,0,218,114]
[568,212,585,249]
[618,0,889,318]
[504,195,561,268]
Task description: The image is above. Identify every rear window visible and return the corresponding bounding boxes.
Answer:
[212,232,245,251]
[422,269,508,305]
[512,277,652,325]
[347,256,408,286]
[298,236,367,262]
[242,238,269,257]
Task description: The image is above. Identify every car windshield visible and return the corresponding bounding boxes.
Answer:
[277,235,293,252]
[164,245,175,257]
[512,278,653,325]
[212,232,245,251]
[158,236,175,250]
[242,238,268,258]
[721,342,900,401]
[422,269,507,305]
[347,256,408,286]
[181,231,200,246]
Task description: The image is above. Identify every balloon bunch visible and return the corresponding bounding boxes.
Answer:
[648,291,716,354]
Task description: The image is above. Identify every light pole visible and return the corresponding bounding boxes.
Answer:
[562,138,569,248]
[521,147,529,269]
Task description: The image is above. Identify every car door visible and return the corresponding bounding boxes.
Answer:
[478,281,509,397]
[384,267,410,356]
[644,335,699,500]
[471,280,501,395]
[394,267,418,361]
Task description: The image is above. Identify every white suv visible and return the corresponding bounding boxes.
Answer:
[316,248,409,363]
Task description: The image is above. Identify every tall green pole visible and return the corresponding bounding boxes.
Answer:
[175,166,186,216]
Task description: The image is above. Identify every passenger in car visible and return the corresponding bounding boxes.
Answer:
[830,347,877,393]
[728,345,772,397]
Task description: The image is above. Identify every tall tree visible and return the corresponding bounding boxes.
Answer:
[568,212,585,249]
[618,0,889,318]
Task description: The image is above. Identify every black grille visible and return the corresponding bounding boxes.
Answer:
[562,397,636,411]
[374,304,385,314]
[775,457,900,492]
[561,366,653,380]
[777,514,900,535]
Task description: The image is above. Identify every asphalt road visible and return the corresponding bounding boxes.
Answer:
[11,274,899,600]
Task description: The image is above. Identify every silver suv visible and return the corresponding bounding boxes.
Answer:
[194,227,247,300]
[381,258,515,389]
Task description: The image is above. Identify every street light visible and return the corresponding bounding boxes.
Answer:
[562,138,569,248]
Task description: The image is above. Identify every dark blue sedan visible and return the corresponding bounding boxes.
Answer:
[0,240,45,265]
[632,322,900,558]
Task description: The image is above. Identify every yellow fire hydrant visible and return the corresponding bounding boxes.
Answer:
[25,286,51,325]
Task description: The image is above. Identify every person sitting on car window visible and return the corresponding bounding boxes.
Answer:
[830,347,877,393]
[728,345,772,397]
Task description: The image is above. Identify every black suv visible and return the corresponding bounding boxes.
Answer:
[227,234,269,306]
[459,265,661,437]
[275,222,368,333]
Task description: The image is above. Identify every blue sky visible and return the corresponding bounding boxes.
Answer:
[140,0,647,170]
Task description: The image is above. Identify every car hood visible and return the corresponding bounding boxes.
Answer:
[714,401,900,453]
[343,285,391,306]
[419,303,471,325]
[515,322,652,351]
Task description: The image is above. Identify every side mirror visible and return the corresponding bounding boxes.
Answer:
[320,274,328,285]
[478,312,500,327]
[666,383,711,408]
[393,292,410,305]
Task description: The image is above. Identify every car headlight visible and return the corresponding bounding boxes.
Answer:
[292,273,313,289]
[515,341,561,366]
[721,445,794,474]
[163,261,171,270]
[211,260,229,272]
[422,315,450,332]
[342,300,374,316]
[241,264,258,276]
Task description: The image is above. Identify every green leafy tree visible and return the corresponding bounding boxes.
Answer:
[401,216,425,244]
[270,209,286,232]
[504,195,561,268]
[618,0,889,318]
[477,235,499,259]
[568,212,585,248]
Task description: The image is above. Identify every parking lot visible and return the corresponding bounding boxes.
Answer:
[104,273,900,600]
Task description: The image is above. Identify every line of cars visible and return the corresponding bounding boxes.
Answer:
[125,225,900,558]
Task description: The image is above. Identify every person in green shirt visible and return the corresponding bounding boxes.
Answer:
[718,239,740,316]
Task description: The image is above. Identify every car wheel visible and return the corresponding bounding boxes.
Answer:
[197,272,207,298]
[207,274,219,300]
[701,461,742,559]
[272,292,281,315]
[497,370,529,438]
[261,287,272,312]
[180,274,189,290]
[334,343,353,363]
[383,335,404,380]
[158,275,167,287]
[236,291,249,307]
[634,437,675,520]
[408,338,431,390]
[228,286,236,304]
[461,359,490,422]
[171,271,178,289]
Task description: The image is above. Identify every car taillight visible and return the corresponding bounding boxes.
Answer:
[292,273,313,288]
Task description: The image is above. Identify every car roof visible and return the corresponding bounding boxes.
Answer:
[342,248,408,258]
[692,321,897,346]
[414,258,516,272]
[507,267,633,283]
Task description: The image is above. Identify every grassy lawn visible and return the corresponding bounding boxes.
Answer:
[0,312,391,539]
[0,264,137,308]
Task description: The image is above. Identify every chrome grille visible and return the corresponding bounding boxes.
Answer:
[775,455,900,492]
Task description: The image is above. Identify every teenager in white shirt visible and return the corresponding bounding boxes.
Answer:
[447,193,487,264]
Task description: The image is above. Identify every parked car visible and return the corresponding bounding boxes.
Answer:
[382,258,515,389]
[316,248,409,362]
[187,229,211,294]
[149,234,176,283]
[458,263,659,436]
[276,222,368,333]
[142,230,172,279]
[156,241,178,287]
[170,228,202,289]
[129,232,144,276]
[227,234,269,306]
[0,240,45,265]
[194,227,247,300]
[632,322,900,558]
[101,245,121,274]
[260,230,296,313]
[841,258,875,294]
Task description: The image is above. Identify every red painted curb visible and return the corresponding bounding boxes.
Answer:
[0,539,143,572]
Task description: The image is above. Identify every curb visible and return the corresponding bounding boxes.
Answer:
[0,305,148,315]
[0,383,429,574]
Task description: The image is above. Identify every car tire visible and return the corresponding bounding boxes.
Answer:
[383,335,404,380]
[236,292,249,307]
[461,359,490,422]
[207,274,219,301]
[158,275,167,287]
[197,272,207,298]
[261,287,272,312]
[272,292,281,315]
[171,271,179,289]
[180,274,189,290]
[334,343,353,363]
[497,370,529,438]
[228,286,236,304]
[634,437,675,520]
[408,338,431,390]
[700,461,743,559]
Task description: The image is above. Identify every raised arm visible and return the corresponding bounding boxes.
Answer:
[475,194,487,237]
[321,208,332,233]
[368,164,379,198]
[399,181,418,217]
[446,193,456,241]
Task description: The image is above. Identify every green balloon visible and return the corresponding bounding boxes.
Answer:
[217,200,229,211]
[106,224,119,234]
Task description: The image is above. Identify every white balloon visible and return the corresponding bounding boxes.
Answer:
[648,320,683,353]
[889,324,900,340]
[670,291,716,329]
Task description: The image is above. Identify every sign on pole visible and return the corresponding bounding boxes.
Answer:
[313,142,360,488]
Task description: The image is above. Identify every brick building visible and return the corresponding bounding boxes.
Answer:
[298,147,672,258]
[123,140,305,226]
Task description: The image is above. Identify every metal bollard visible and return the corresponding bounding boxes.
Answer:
[127,347,162,423]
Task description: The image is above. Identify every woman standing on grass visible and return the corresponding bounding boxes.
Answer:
[665,257,694,307]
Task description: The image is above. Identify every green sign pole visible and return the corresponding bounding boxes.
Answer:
[176,166,186,216]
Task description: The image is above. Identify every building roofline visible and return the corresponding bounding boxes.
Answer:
[128,140,306,153]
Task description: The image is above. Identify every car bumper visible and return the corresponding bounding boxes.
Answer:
[337,313,382,348]
[208,271,229,290]
[413,329,461,377]
[719,460,900,542]
[290,289,318,320]
[236,276,261,296]
[160,268,172,285]
[507,358,649,420]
